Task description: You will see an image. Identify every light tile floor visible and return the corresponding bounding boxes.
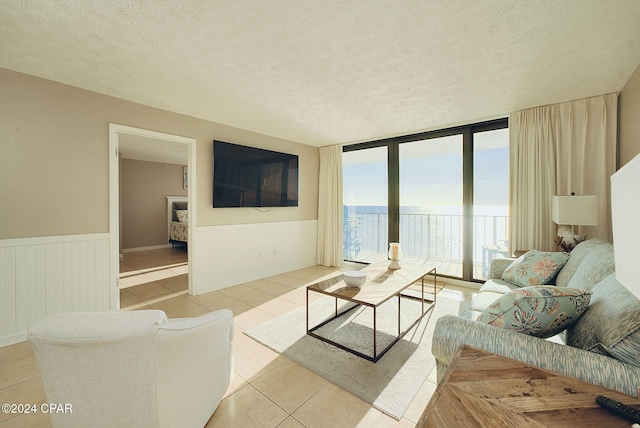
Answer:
[0,247,474,428]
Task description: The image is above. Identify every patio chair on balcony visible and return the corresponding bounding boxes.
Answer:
[481,242,509,277]
[343,219,361,259]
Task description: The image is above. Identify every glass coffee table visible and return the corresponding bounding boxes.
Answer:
[306,261,437,362]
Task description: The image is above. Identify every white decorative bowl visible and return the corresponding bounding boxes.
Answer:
[343,271,367,288]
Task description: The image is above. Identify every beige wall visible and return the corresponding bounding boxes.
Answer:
[6,62,638,243]
[121,159,187,250]
[0,68,319,240]
[620,63,640,167]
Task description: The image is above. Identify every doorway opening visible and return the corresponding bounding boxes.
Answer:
[109,124,197,310]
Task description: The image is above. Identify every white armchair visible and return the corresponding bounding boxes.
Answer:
[28,309,234,428]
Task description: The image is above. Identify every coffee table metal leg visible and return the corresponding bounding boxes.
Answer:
[373,306,377,359]
[397,294,401,336]
[421,275,424,313]
[433,268,437,304]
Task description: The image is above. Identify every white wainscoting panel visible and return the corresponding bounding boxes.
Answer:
[194,220,317,294]
[0,234,111,347]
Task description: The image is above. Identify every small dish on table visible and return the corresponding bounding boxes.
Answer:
[343,271,367,288]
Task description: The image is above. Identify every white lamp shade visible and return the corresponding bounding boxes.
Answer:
[551,195,598,226]
[611,154,640,300]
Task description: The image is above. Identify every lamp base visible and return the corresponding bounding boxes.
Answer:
[555,225,586,252]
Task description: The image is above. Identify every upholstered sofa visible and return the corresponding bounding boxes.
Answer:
[432,239,640,397]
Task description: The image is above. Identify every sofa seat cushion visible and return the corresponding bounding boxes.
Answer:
[480,279,522,294]
[471,279,523,312]
[477,286,592,338]
[468,291,504,312]
[567,273,640,367]
[502,250,569,287]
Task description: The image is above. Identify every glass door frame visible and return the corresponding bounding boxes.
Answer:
[343,118,508,282]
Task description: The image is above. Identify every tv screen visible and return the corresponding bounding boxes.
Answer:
[213,140,299,208]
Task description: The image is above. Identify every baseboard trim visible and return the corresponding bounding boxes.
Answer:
[0,332,27,348]
[122,244,171,253]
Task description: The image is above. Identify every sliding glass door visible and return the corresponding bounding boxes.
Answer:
[342,146,388,263]
[399,136,463,276]
[473,127,510,280]
[343,119,508,282]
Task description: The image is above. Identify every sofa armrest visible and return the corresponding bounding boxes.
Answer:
[489,257,516,279]
[432,315,640,397]
[154,309,234,428]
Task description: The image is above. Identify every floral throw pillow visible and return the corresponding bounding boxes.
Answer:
[476,286,592,338]
[502,250,569,286]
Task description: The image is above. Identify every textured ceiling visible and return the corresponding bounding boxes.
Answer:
[1,1,640,147]
[118,133,188,165]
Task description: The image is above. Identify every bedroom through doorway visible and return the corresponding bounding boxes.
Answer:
[109,124,197,311]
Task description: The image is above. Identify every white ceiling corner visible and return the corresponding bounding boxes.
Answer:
[1,1,640,148]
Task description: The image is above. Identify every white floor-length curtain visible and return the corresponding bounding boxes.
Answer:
[317,144,344,267]
[509,107,558,253]
[553,94,617,243]
[509,93,617,253]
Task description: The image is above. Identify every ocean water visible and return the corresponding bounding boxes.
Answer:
[343,205,509,262]
[344,205,508,216]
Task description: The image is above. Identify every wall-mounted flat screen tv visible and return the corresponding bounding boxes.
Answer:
[213,140,299,208]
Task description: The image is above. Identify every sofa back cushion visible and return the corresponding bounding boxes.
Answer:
[566,273,640,367]
[566,244,616,292]
[555,239,611,287]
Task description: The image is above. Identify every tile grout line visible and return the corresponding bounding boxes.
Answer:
[0,374,43,393]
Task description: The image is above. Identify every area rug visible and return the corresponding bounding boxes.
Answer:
[245,291,463,419]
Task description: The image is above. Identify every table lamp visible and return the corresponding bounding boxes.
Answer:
[551,194,598,252]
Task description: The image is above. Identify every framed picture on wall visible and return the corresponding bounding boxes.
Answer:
[183,166,188,190]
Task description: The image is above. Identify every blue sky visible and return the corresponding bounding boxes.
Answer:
[343,131,509,210]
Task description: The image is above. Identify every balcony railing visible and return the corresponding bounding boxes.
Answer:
[344,211,509,280]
